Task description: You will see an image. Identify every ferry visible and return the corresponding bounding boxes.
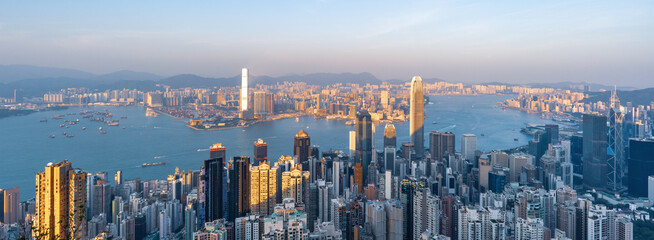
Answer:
[107,122,119,126]
[142,162,166,167]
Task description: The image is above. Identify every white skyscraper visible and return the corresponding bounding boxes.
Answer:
[461,134,477,162]
[241,68,249,111]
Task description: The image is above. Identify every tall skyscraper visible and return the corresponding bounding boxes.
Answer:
[253,138,268,163]
[266,93,274,115]
[250,161,278,216]
[409,76,425,158]
[229,156,250,222]
[356,110,373,185]
[253,91,267,116]
[294,130,311,170]
[582,113,608,190]
[34,161,87,240]
[114,170,123,186]
[384,124,397,149]
[461,134,477,162]
[205,148,226,222]
[430,131,455,162]
[628,138,654,197]
[241,68,248,111]
[608,90,625,192]
[349,130,356,156]
[1,187,19,224]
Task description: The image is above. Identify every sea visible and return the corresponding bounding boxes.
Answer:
[0,95,556,200]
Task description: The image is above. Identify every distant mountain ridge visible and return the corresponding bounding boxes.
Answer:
[0,65,164,83]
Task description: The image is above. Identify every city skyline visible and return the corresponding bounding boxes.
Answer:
[1,1,653,87]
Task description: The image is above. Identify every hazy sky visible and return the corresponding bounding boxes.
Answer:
[1,1,653,86]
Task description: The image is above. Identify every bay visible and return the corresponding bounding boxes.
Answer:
[0,95,555,200]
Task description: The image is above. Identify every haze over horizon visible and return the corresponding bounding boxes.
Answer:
[1,1,653,87]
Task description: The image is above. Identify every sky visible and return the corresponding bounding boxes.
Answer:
[0,1,653,87]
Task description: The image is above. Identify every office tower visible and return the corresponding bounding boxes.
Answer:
[294,130,311,170]
[317,180,333,223]
[266,93,274,115]
[253,138,268,163]
[544,124,560,145]
[185,205,197,240]
[241,68,248,111]
[430,131,455,163]
[491,151,509,168]
[333,160,341,197]
[381,90,390,109]
[410,76,425,158]
[400,178,418,240]
[115,170,123,186]
[628,138,654,197]
[210,143,226,160]
[384,147,396,173]
[204,152,226,222]
[229,156,250,222]
[649,176,654,201]
[488,170,506,193]
[479,157,491,192]
[250,161,278,216]
[608,91,625,192]
[1,187,19,224]
[356,110,373,184]
[384,124,397,149]
[349,130,356,156]
[354,163,364,194]
[509,153,533,183]
[365,201,387,239]
[461,134,477,162]
[583,113,608,190]
[253,91,267,116]
[34,161,87,240]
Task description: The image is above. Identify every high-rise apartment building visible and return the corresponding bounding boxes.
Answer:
[1,187,19,224]
[461,134,477,162]
[250,161,278,216]
[628,138,654,197]
[410,76,424,158]
[34,161,87,240]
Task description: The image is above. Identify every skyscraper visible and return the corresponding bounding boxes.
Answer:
[582,113,608,190]
[461,134,477,162]
[384,124,397,149]
[281,166,306,204]
[294,130,311,170]
[250,161,278,216]
[429,131,455,162]
[253,91,267,116]
[410,76,424,158]
[34,161,87,240]
[628,138,654,197]
[253,138,268,163]
[241,68,248,111]
[205,146,226,222]
[356,110,373,185]
[229,156,250,222]
[1,187,19,224]
[608,90,625,192]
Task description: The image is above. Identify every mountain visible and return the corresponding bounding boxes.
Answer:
[583,88,654,106]
[158,74,240,88]
[0,65,97,83]
[526,81,636,91]
[98,70,163,81]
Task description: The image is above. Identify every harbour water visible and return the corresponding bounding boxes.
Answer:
[0,95,555,200]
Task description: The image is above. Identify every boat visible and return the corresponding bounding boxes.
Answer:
[61,132,67,135]
[40,119,48,122]
[481,133,485,136]
[99,127,103,130]
[432,121,437,124]
[100,131,106,134]
[82,127,86,130]
[122,127,126,129]
[59,124,65,127]
[108,122,119,126]
[66,135,74,138]
[48,135,55,138]
[514,138,519,141]
[142,162,166,167]
[295,117,299,122]
[121,116,127,119]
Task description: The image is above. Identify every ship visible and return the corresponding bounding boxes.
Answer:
[61,132,66,135]
[40,119,48,122]
[481,133,485,136]
[48,135,55,138]
[121,116,128,119]
[122,127,126,129]
[107,122,119,126]
[66,135,74,138]
[142,162,166,167]
[82,127,86,130]
[100,131,106,134]
[514,138,519,141]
